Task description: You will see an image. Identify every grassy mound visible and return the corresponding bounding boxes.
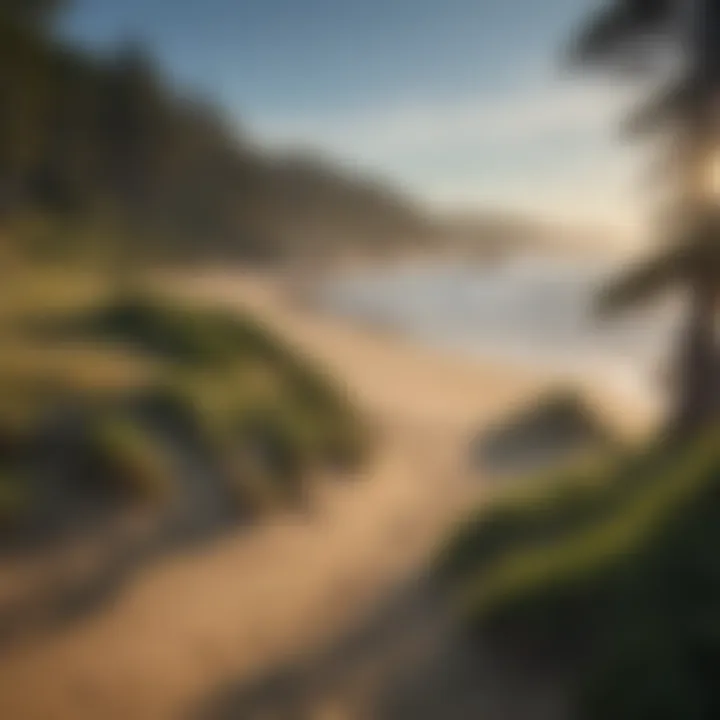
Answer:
[94,293,369,497]
[439,428,720,718]
[0,277,368,537]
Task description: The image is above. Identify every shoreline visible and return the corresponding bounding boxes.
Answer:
[0,267,654,719]
[185,267,659,438]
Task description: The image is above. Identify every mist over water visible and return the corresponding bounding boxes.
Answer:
[319,256,681,412]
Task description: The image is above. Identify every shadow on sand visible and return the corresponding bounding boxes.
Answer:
[189,571,571,720]
[0,487,252,655]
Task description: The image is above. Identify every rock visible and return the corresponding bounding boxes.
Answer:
[472,388,615,478]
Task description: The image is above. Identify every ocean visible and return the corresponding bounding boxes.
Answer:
[317,257,681,414]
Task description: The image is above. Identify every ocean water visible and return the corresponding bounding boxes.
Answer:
[318,257,682,412]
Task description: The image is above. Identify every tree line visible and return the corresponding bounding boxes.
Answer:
[0,0,427,263]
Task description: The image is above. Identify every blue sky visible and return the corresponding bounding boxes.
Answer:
[62,0,644,240]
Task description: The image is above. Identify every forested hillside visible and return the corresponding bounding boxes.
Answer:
[0,0,429,263]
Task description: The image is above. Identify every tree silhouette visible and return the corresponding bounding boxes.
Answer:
[572,0,720,436]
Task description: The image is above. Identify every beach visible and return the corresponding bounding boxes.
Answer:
[0,269,654,719]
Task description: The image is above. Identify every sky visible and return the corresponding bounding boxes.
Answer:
[62,0,647,242]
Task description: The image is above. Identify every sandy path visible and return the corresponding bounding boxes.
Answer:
[0,271,571,719]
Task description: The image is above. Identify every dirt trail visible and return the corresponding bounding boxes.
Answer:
[0,271,556,719]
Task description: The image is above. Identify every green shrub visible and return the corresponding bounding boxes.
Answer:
[438,454,613,586]
[89,415,175,506]
[84,293,236,365]
[441,427,720,719]
[439,436,682,596]
[82,291,367,459]
[81,291,305,369]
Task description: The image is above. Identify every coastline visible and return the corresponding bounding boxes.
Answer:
[0,267,655,719]
[186,268,659,438]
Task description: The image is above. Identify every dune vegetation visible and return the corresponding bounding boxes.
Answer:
[439,427,720,718]
[0,264,368,544]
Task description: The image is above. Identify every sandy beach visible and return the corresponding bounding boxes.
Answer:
[0,269,652,720]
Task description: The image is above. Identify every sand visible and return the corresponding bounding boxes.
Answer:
[0,270,651,720]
